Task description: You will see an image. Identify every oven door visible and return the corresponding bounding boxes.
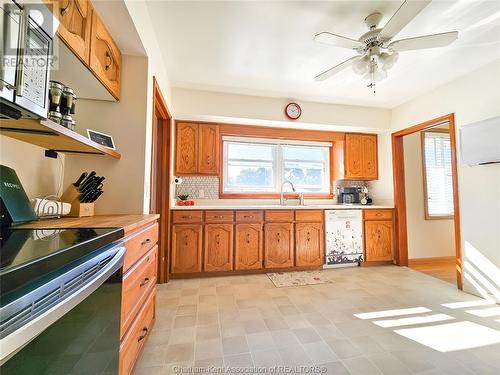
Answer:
[0,244,125,374]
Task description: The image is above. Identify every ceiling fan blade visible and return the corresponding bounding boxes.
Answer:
[315,56,360,81]
[314,32,364,50]
[389,31,458,51]
[378,0,431,41]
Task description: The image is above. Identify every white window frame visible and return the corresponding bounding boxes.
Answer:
[421,130,454,220]
[222,136,331,195]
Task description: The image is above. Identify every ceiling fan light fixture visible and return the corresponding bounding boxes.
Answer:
[352,55,369,75]
[380,52,399,70]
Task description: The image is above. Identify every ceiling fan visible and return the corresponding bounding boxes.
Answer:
[314,0,458,94]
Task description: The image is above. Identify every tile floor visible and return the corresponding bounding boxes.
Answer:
[135,266,500,374]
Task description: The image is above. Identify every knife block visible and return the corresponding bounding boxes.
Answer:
[60,185,95,217]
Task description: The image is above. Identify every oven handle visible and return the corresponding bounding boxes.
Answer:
[15,8,28,96]
[0,245,126,365]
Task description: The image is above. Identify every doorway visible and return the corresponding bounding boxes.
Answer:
[392,114,462,289]
[150,77,171,283]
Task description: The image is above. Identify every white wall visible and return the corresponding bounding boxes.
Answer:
[63,55,149,214]
[391,59,500,300]
[0,136,63,199]
[172,87,391,133]
[403,131,455,259]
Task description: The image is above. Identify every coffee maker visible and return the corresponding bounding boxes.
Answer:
[336,187,361,204]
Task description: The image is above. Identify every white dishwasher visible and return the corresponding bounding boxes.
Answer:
[324,210,364,268]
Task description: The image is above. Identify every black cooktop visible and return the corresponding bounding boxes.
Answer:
[0,227,124,301]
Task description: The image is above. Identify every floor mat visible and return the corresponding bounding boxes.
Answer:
[267,270,334,287]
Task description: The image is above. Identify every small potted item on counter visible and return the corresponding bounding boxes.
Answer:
[177,194,194,206]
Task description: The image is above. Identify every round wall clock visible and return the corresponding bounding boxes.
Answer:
[285,102,302,120]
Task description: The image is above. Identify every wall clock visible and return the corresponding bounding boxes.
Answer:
[285,102,302,120]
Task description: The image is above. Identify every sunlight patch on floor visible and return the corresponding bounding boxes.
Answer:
[354,307,431,320]
[441,299,496,309]
[373,313,454,328]
[466,306,500,318]
[395,321,500,352]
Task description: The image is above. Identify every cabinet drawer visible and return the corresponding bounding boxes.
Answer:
[235,211,263,222]
[205,211,233,223]
[119,289,156,375]
[363,209,393,221]
[265,210,294,222]
[295,210,324,222]
[121,246,157,337]
[124,223,158,272]
[172,211,203,223]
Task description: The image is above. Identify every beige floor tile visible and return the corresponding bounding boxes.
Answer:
[224,352,254,367]
[164,343,194,364]
[292,327,322,344]
[169,327,196,345]
[176,304,197,316]
[193,357,223,368]
[278,345,313,366]
[277,304,300,316]
[194,338,223,361]
[251,349,284,367]
[264,317,289,331]
[326,338,363,359]
[197,312,218,326]
[221,320,246,338]
[271,329,301,348]
[302,341,338,364]
[246,332,275,352]
[242,319,268,334]
[195,324,221,341]
[173,314,196,329]
[222,336,250,356]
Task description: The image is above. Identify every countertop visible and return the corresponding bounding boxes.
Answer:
[171,204,393,210]
[14,214,160,235]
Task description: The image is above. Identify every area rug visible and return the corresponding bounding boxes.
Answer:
[267,271,334,288]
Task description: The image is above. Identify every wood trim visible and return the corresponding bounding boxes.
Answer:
[420,129,454,221]
[392,113,462,289]
[408,256,455,265]
[150,77,171,283]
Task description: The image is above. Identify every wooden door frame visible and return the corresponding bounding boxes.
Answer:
[392,113,463,289]
[150,77,172,283]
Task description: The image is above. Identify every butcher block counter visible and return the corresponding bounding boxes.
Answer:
[14,214,159,375]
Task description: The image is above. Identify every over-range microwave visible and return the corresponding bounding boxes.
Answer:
[0,0,57,119]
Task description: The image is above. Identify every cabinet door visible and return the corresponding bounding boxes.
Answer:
[89,12,122,99]
[235,224,263,270]
[361,134,378,179]
[52,0,92,64]
[171,224,202,273]
[264,223,294,269]
[175,123,198,175]
[365,220,393,261]
[198,124,219,175]
[204,224,233,272]
[344,133,363,179]
[295,223,324,267]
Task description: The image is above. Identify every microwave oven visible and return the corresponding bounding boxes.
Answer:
[0,0,57,119]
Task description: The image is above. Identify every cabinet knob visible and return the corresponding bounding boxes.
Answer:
[141,238,151,246]
[244,215,254,219]
[246,234,250,244]
[182,215,192,219]
[216,234,220,245]
[307,232,311,242]
[60,0,72,16]
[140,277,150,288]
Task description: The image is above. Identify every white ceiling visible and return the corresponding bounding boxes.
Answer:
[146,0,500,108]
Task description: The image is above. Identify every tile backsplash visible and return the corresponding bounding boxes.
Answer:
[175,176,371,201]
[175,176,219,199]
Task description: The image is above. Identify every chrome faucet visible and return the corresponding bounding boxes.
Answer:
[280,180,296,206]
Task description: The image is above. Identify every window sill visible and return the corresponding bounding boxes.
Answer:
[425,215,454,220]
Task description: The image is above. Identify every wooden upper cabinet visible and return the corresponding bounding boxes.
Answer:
[204,224,233,272]
[198,124,219,174]
[344,133,378,180]
[295,222,324,267]
[235,224,263,270]
[364,220,393,261]
[89,12,122,99]
[175,123,199,174]
[361,135,378,179]
[52,0,92,64]
[264,223,294,269]
[175,123,219,175]
[171,224,202,273]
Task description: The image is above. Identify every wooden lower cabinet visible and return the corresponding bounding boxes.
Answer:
[235,224,263,270]
[120,289,156,375]
[171,224,203,273]
[264,222,294,268]
[204,224,233,272]
[364,220,393,261]
[295,222,324,266]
